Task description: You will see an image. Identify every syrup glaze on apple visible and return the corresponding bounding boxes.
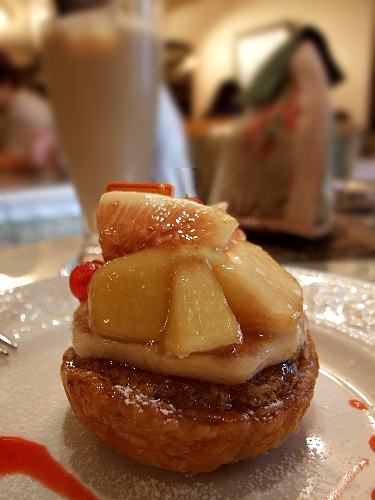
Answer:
[73,306,306,386]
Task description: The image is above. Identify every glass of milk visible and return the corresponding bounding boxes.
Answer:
[42,0,162,263]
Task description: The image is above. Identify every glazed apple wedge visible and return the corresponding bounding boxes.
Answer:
[212,240,303,335]
[88,248,172,342]
[164,257,242,358]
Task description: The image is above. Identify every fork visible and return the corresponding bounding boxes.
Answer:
[0,333,18,356]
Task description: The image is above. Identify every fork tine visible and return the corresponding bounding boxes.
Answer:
[0,333,17,349]
[0,346,9,356]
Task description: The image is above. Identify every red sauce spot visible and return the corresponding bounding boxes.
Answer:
[0,436,97,500]
[349,399,368,410]
[370,435,375,453]
[371,488,375,500]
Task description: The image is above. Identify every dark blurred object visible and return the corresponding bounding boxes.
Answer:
[165,40,194,117]
[362,132,375,156]
[362,30,375,154]
[243,211,375,263]
[54,0,108,15]
[165,41,191,71]
[0,52,19,88]
[0,53,48,98]
[361,38,375,151]
[333,178,375,213]
[18,55,48,98]
[369,37,375,132]
[205,80,243,117]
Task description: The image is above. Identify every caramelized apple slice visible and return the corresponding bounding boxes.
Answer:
[165,257,242,358]
[213,240,303,334]
[88,248,172,342]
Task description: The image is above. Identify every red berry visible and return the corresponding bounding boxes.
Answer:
[69,260,103,301]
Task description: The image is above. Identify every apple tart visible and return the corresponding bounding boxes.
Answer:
[62,190,318,473]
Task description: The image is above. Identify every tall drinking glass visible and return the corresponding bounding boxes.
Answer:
[42,0,162,265]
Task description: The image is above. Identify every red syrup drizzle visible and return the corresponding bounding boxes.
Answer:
[0,436,97,500]
[370,435,375,454]
[369,435,375,498]
[348,402,375,498]
[349,399,368,410]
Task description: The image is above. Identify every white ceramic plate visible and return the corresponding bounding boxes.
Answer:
[1,270,375,500]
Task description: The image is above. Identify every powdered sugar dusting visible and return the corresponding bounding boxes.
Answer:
[114,385,178,416]
[264,399,283,410]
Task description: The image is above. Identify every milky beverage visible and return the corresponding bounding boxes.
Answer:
[42,8,160,232]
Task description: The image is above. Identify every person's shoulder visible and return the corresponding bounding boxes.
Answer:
[13,88,49,111]
[10,88,52,127]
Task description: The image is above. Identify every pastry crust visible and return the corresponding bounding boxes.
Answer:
[61,334,318,474]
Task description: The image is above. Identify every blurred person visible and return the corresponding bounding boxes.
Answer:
[206,79,243,117]
[209,26,343,238]
[0,52,58,171]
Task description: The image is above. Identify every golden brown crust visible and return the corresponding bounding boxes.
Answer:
[61,335,318,473]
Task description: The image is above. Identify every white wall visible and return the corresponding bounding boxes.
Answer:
[166,0,375,129]
[0,0,54,63]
